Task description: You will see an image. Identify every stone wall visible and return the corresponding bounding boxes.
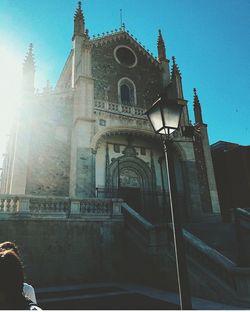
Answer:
[92,35,162,108]
[26,94,72,196]
[0,218,124,288]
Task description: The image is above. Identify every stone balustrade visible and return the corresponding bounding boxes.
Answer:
[0,196,18,212]
[0,195,123,219]
[94,99,146,117]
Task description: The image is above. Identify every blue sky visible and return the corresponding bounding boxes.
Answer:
[0,0,249,158]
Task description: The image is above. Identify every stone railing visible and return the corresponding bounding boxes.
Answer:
[235,208,250,266]
[0,196,18,212]
[121,202,167,255]
[167,223,250,302]
[0,195,123,220]
[182,229,236,289]
[94,99,146,117]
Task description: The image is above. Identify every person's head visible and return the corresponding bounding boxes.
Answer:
[0,249,24,305]
[0,241,19,256]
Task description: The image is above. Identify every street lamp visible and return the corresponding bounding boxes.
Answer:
[145,96,192,310]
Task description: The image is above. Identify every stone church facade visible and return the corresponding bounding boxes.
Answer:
[0,2,220,222]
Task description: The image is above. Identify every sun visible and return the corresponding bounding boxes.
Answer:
[0,42,23,165]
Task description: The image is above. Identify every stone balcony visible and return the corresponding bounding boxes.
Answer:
[94,99,146,118]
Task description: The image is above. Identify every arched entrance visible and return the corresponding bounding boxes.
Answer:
[92,128,190,222]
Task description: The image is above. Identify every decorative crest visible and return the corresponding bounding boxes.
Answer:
[122,145,137,158]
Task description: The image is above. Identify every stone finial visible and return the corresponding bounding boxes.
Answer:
[171,56,181,78]
[73,1,85,39]
[193,88,203,124]
[157,29,166,62]
[193,88,200,105]
[28,43,33,54]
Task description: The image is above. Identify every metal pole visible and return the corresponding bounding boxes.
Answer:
[117,158,120,197]
[162,137,192,310]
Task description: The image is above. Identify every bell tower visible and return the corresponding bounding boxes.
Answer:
[9,44,35,194]
[70,1,95,197]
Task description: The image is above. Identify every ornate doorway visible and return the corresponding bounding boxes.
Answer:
[106,145,155,217]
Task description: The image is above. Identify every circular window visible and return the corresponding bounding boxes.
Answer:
[114,46,137,68]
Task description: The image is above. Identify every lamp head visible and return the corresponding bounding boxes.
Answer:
[145,97,182,135]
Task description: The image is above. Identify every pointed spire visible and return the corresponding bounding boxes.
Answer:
[73,1,85,40]
[157,29,166,62]
[193,88,203,124]
[170,56,183,99]
[171,56,181,78]
[22,43,35,95]
[23,43,35,72]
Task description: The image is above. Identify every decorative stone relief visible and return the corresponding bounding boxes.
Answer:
[120,169,141,188]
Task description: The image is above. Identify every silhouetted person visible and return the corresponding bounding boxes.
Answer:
[0,241,37,304]
[0,249,41,309]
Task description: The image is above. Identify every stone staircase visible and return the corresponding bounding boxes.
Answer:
[121,202,250,308]
[36,283,179,310]
[36,282,245,310]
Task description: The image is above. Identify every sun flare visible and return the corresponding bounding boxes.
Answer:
[0,44,22,115]
[0,43,22,164]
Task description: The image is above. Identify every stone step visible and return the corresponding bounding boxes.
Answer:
[37,284,124,301]
[36,283,179,310]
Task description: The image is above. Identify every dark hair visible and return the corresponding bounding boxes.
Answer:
[0,241,19,256]
[0,249,24,295]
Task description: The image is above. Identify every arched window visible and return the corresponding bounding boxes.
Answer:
[118,78,136,105]
[120,84,130,104]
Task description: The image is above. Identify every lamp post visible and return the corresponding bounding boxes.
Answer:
[145,97,192,310]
